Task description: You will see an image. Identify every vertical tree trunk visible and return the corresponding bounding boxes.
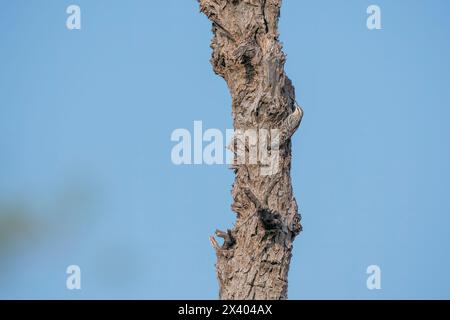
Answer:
[199,0,303,300]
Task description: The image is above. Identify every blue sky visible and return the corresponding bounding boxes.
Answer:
[0,0,450,299]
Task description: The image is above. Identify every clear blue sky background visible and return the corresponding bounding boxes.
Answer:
[1,0,450,299]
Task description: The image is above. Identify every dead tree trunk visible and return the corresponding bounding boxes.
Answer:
[199,0,303,300]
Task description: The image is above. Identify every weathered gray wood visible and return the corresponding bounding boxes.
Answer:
[199,0,303,300]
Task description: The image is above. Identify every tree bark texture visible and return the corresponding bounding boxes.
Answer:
[199,0,303,300]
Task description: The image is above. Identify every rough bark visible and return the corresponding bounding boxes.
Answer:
[199,0,303,300]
